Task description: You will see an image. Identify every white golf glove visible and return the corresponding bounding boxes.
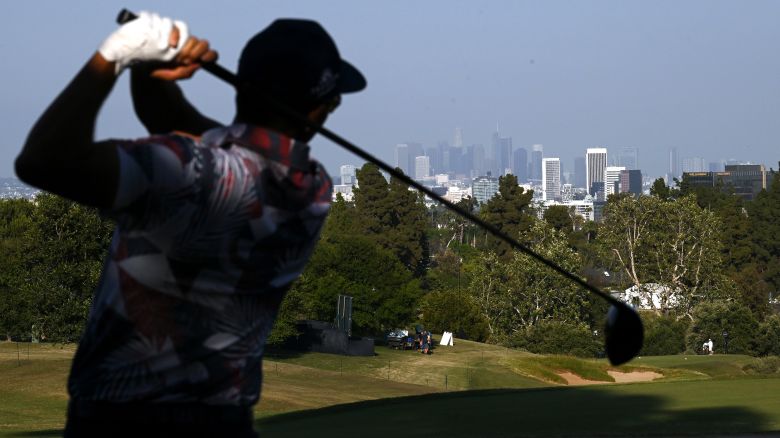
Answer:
[98,11,189,74]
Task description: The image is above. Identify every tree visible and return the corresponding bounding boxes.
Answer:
[351,163,430,276]
[469,221,588,343]
[748,169,780,294]
[600,194,729,317]
[419,289,489,342]
[543,205,574,233]
[289,234,421,337]
[687,301,758,355]
[0,194,114,341]
[480,174,534,258]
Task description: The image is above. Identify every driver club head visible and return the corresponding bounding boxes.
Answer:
[604,301,644,366]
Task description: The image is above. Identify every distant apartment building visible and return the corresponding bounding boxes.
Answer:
[472,174,500,205]
[586,148,607,196]
[542,158,562,201]
[561,184,574,202]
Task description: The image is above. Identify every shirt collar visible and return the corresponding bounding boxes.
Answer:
[201,123,311,171]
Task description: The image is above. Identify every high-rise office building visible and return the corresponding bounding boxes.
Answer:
[668,147,680,181]
[425,146,440,174]
[468,144,486,177]
[453,127,464,148]
[340,164,356,186]
[438,141,451,173]
[574,156,586,189]
[497,136,513,176]
[394,144,409,175]
[415,156,430,180]
[586,148,608,196]
[407,143,423,176]
[512,147,528,182]
[530,144,544,182]
[618,147,638,170]
[620,169,642,196]
[605,166,626,197]
[681,157,706,173]
[542,158,562,201]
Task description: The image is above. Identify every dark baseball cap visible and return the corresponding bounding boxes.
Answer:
[237,19,366,106]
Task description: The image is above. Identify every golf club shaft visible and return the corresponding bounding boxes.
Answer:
[116,9,623,308]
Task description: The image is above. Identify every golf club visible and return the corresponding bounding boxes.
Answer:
[117,9,643,366]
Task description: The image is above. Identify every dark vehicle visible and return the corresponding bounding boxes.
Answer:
[386,329,415,350]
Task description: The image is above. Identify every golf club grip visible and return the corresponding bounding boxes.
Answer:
[115,9,238,87]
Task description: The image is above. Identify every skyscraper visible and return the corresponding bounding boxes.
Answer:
[530,144,544,182]
[497,136,513,176]
[340,164,356,186]
[542,158,562,201]
[618,147,638,170]
[605,166,626,197]
[668,147,679,182]
[415,156,430,180]
[407,143,423,176]
[453,127,464,148]
[574,156,586,189]
[620,169,642,196]
[681,157,706,173]
[394,144,409,175]
[425,146,440,174]
[512,147,528,182]
[586,148,608,196]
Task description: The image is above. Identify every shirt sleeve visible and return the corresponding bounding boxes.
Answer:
[107,135,200,217]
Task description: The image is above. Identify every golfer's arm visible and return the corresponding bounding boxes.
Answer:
[131,65,221,136]
[15,53,119,208]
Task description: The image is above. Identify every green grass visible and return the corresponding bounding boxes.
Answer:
[1,342,778,437]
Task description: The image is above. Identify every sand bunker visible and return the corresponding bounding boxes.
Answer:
[558,370,663,386]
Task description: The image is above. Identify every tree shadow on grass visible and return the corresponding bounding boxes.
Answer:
[255,384,775,438]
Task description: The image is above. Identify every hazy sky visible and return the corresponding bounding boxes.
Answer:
[2,1,779,179]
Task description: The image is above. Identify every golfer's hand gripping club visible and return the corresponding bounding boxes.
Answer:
[116,8,643,366]
[102,10,189,74]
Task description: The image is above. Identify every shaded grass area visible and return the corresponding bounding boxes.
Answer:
[256,379,780,437]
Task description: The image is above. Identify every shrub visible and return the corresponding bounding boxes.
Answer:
[687,301,759,355]
[640,313,688,356]
[508,320,602,357]
[755,315,780,357]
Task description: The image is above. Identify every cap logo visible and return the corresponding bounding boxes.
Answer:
[311,68,338,99]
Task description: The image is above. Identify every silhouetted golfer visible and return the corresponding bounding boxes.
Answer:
[16,11,365,438]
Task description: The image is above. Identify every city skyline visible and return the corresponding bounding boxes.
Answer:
[2,2,780,182]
